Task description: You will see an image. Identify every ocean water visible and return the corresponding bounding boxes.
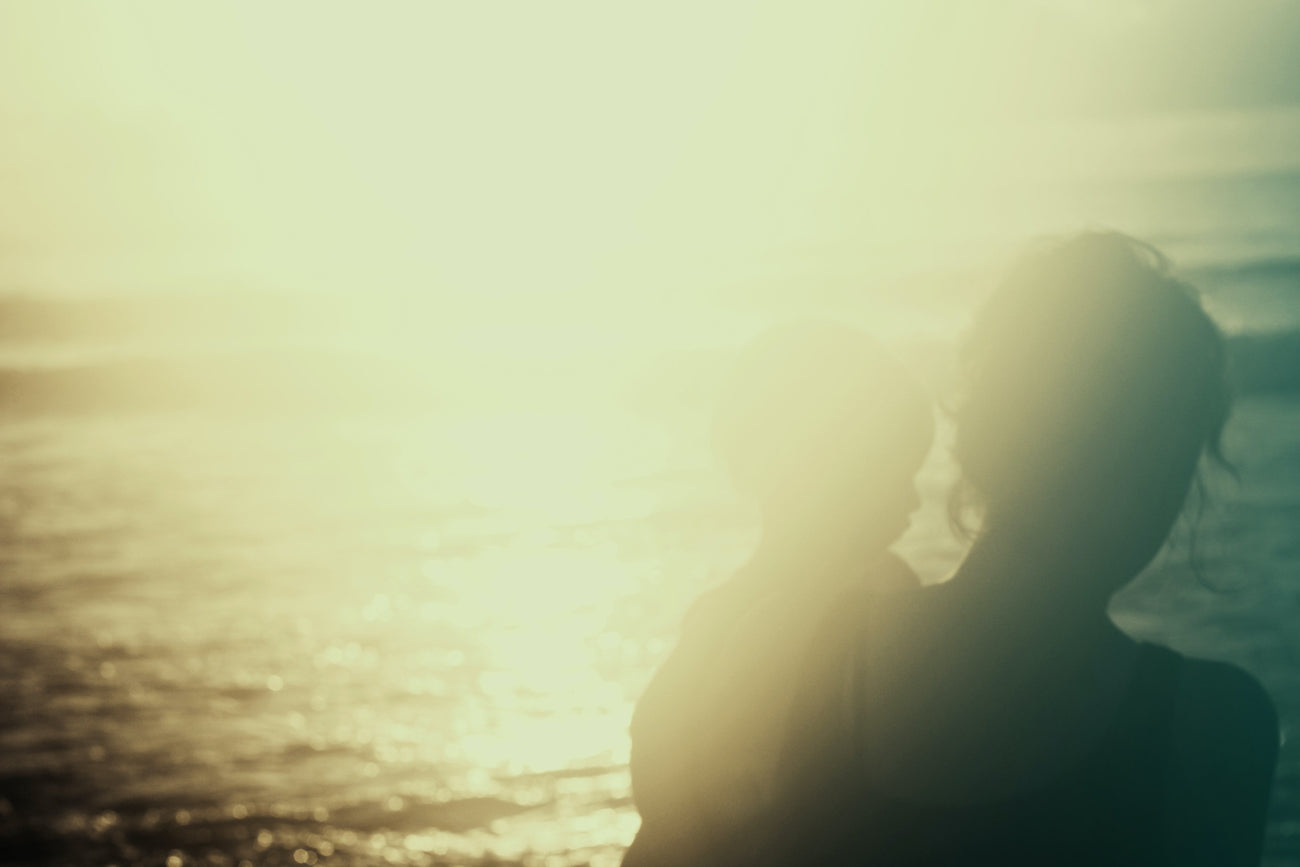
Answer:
[0,407,747,867]
[1,172,1299,866]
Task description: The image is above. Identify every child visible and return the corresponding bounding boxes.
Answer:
[622,321,934,867]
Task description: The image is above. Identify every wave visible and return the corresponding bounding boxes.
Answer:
[1189,254,1300,284]
[0,352,445,415]
[1227,331,1300,394]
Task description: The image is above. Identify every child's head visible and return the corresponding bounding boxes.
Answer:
[713,322,933,552]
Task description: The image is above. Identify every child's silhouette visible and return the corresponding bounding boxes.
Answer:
[623,322,934,866]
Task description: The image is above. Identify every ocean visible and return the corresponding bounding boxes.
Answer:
[1,170,1299,866]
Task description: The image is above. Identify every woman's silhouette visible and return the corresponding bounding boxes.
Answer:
[767,232,1279,866]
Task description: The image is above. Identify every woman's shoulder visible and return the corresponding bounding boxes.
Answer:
[1171,653,1278,747]
[1168,653,1279,785]
[1162,652,1279,865]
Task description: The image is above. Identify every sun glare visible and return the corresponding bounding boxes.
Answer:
[4,1,1299,863]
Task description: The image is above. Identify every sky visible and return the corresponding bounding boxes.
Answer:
[1,0,1299,312]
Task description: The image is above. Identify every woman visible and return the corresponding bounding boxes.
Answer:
[767,232,1279,866]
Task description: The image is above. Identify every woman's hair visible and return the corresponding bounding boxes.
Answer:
[949,232,1231,549]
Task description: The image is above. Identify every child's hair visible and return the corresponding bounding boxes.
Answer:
[712,321,932,502]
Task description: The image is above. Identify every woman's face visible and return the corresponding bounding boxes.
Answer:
[992,426,1207,592]
[1094,436,1206,586]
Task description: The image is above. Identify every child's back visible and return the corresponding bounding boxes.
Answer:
[623,322,934,866]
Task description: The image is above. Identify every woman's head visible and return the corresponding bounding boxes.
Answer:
[714,321,934,552]
[951,232,1230,585]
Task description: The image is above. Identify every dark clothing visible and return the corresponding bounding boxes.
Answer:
[771,628,1185,866]
[625,577,1186,866]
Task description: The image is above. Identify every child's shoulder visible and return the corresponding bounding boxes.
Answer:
[873,551,923,591]
[689,553,920,620]
[680,569,768,634]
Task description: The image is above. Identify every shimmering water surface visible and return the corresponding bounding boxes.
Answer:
[1,391,1298,866]
[0,407,737,866]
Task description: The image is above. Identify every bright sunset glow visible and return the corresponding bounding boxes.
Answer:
[2,1,1299,864]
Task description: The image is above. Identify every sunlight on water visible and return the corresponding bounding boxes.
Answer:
[0,398,751,865]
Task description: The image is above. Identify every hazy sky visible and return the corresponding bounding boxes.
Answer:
[2,0,1299,301]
